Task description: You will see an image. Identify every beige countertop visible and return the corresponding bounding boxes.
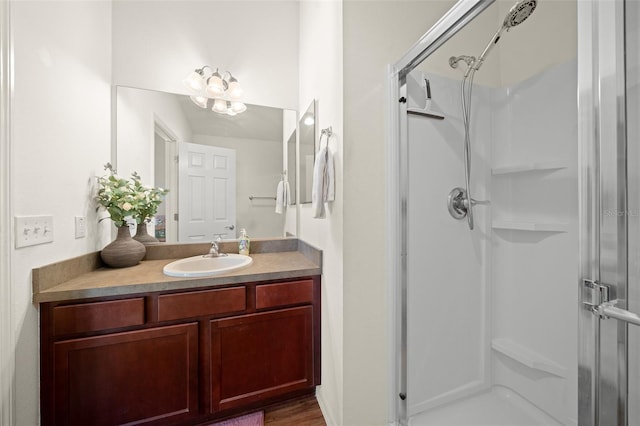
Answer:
[33,239,322,303]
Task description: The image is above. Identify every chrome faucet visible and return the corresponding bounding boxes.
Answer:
[205,235,227,258]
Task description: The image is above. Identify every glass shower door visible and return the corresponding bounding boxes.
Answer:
[579,1,640,425]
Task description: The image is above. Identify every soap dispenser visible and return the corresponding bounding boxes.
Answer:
[239,228,250,255]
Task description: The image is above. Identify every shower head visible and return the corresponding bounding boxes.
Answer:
[464,0,538,75]
[503,0,537,29]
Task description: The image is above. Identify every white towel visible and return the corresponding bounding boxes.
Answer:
[275,180,285,214]
[324,149,335,202]
[311,145,335,218]
[284,181,291,206]
[275,180,291,214]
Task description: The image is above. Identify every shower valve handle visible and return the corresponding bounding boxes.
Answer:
[470,198,490,206]
[462,197,490,209]
[448,187,490,225]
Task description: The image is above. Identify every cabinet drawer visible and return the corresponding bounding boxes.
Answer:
[52,298,145,336]
[158,287,246,321]
[256,280,313,309]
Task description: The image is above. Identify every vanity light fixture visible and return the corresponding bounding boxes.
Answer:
[183,65,246,116]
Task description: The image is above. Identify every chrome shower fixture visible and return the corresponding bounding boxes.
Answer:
[504,0,537,28]
[446,0,537,230]
[449,0,538,75]
[472,0,537,73]
[449,55,476,69]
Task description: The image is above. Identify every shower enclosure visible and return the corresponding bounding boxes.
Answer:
[389,0,640,425]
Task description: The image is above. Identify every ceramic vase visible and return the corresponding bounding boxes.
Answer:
[100,225,146,268]
[133,223,159,245]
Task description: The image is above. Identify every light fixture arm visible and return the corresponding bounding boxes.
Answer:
[195,65,214,75]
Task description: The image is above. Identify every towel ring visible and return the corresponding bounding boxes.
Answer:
[319,126,333,151]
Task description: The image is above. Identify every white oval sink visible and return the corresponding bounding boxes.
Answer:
[163,254,253,278]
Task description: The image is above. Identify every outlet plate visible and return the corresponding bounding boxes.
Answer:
[75,216,86,239]
[15,215,54,248]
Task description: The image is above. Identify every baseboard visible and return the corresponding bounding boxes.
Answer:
[316,387,338,426]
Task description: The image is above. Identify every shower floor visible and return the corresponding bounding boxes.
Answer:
[409,386,562,426]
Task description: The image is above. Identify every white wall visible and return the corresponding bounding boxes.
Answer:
[116,86,194,181]
[496,0,577,87]
[298,1,344,425]
[342,1,458,424]
[416,0,577,89]
[10,2,113,424]
[112,1,299,110]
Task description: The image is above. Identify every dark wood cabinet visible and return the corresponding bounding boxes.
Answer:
[211,306,313,412]
[53,324,199,426]
[40,276,321,426]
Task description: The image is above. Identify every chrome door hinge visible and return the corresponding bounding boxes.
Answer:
[583,279,611,318]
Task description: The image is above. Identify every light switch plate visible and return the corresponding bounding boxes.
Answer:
[15,215,54,248]
[75,216,86,239]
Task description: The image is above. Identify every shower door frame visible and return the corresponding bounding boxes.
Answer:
[578,0,637,425]
[387,1,495,424]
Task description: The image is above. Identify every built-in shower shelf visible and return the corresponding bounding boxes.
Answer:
[491,161,566,175]
[492,220,568,233]
[492,338,567,378]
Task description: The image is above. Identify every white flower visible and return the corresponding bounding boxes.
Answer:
[122,202,132,211]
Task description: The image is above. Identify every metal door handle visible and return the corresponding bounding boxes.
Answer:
[583,280,640,326]
[599,302,640,327]
[225,225,235,230]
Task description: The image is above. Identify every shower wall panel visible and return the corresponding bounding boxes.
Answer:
[406,71,492,416]
[490,59,578,425]
[406,59,578,423]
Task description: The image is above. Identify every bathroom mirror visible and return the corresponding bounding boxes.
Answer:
[286,129,296,205]
[299,100,316,204]
[115,86,298,243]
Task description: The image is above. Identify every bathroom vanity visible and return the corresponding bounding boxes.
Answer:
[34,239,321,426]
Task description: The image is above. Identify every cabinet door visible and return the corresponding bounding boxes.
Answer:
[211,306,313,412]
[53,323,198,425]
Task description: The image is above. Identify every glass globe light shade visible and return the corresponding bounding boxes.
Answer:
[183,70,206,92]
[228,80,244,100]
[212,98,228,114]
[206,71,225,97]
[190,95,208,109]
[230,101,247,114]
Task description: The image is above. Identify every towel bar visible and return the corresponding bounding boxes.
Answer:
[249,195,276,201]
